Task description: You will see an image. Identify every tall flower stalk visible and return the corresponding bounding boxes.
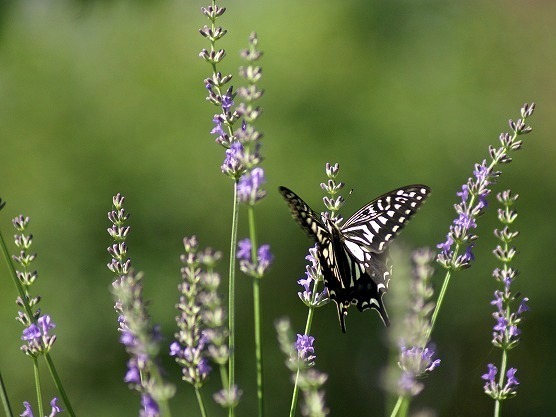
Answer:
[199,4,241,413]
[482,190,528,417]
[431,103,535,339]
[0,199,76,417]
[107,194,175,417]
[200,3,266,415]
[236,31,267,417]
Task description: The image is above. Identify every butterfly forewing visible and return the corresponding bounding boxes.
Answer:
[278,186,330,245]
[341,185,431,254]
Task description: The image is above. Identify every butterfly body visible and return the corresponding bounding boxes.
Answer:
[279,185,431,332]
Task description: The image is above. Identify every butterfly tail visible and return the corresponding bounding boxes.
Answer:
[374,294,390,327]
[336,302,349,333]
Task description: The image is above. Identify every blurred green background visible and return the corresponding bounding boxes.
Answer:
[1,0,554,416]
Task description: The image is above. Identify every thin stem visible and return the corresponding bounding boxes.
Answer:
[195,387,208,417]
[44,354,76,417]
[228,181,239,417]
[426,266,454,342]
[389,396,404,417]
[390,396,409,417]
[493,349,508,417]
[248,206,264,417]
[219,364,229,391]
[0,369,14,417]
[33,359,43,417]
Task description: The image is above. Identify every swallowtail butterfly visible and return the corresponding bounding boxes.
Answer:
[279,185,431,332]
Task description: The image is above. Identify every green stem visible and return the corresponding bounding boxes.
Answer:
[494,349,508,417]
[389,396,410,417]
[426,264,454,342]
[44,354,76,417]
[0,369,14,417]
[219,364,229,391]
[195,387,208,417]
[33,358,43,417]
[0,228,77,417]
[228,182,239,417]
[248,206,264,417]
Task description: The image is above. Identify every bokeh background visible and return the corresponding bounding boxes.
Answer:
[1,0,554,416]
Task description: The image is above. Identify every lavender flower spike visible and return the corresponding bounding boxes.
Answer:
[483,190,527,411]
[437,103,535,271]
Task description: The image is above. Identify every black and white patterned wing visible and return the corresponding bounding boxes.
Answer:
[341,185,431,258]
[278,186,329,245]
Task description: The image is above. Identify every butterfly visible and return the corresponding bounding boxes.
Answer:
[279,184,431,332]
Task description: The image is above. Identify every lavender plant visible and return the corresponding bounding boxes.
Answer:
[0,0,541,415]
[0,201,75,417]
[433,103,535,335]
[200,3,267,415]
[481,190,528,417]
[107,194,175,417]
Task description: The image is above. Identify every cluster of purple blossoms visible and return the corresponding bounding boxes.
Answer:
[21,314,57,357]
[237,166,267,205]
[21,398,62,417]
[397,345,441,396]
[294,334,316,367]
[236,238,274,278]
[437,103,535,270]
[482,364,520,400]
[297,246,328,308]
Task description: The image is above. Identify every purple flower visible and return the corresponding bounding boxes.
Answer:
[20,398,62,417]
[48,398,62,417]
[236,238,252,261]
[482,363,498,383]
[221,87,235,111]
[258,244,273,265]
[21,402,34,417]
[221,142,246,179]
[140,394,159,417]
[297,246,328,307]
[294,334,316,365]
[505,368,519,389]
[237,167,267,204]
[21,314,57,356]
[124,358,141,384]
[237,238,273,277]
[211,115,225,136]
